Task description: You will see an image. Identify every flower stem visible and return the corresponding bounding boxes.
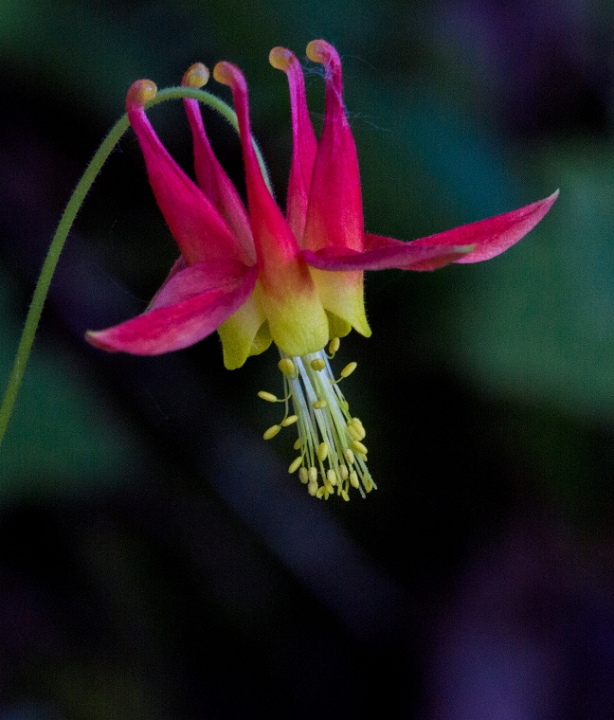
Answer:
[0,86,271,447]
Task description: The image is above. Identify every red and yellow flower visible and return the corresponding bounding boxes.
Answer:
[87,40,557,500]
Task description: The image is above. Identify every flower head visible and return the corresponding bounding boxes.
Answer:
[87,41,558,499]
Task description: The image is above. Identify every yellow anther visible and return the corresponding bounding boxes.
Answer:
[278,358,296,376]
[327,469,338,487]
[344,448,355,465]
[363,476,374,493]
[182,62,210,88]
[258,391,278,402]
[299,467,309,484]
[281,415,298,427]
[316,486,327,499]
[288,456,303,474]
[127,79,157,106]
[340,362,358,378]
[310,358,326,371]
[352,440,368,456]
[317,441,329,462]
[348,420,366,440]
[341,489,350,502]
[339,465,349,481]
[328,337,341,355]
[308,467,318,484]
[349,471,360,489]
[347,424,363,441]
[308,482,318,497]
[294,438,302,450]
[313,399,327,409]
[263,424,281,440]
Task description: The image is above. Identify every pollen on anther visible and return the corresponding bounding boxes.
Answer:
[288,456,303,474]
[317,441,329,462]
[328,337,340,356]
[349,471,360,489]
[294,438,302,450]
[352,440,368,455]
[313,399,327,409]
[281,415,298,427]
[344,448,355,464]
[340,362,358,378]
[310,358,326,371]
[327,469,338,487]
[258,391,278,402]
[278,358,295,376]
[299,467,309,484]
[263,424,281,440]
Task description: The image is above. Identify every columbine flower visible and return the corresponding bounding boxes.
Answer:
[87,40,557,500]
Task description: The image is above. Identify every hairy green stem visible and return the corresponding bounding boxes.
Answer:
[0,86,271,447]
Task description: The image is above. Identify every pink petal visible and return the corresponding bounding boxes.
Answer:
[181,65,255,263]
[86,261,257,355]
[269,47,318,243]
[303,41,364,253]
[303,192,558,272]
[364,191,560,268]
[126,81,248,266]
[213,62,305,274]
[302,243,474,272]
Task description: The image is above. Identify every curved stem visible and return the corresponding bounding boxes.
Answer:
[0,85,271,447]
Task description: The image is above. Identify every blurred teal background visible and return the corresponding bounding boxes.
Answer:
[1,0,614,718]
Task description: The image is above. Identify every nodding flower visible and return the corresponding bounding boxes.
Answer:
[87,40,558,500]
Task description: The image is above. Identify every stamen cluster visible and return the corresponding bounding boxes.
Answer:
[258,338,376,500]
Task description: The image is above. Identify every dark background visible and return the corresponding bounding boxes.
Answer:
[1,0,614,718]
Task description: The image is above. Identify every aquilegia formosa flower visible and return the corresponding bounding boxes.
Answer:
[87,40,557,500]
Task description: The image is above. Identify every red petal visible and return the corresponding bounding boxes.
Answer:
[303,41,363,253]
[302,243,474,272]
[182,66,255,263]
[269,47,318,243]
[126,81,247,266]
[364,191,559,268]
[86,261,257,355]
[213,62,301,272]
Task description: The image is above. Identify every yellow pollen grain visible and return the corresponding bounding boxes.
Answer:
[317,441,329,462]
[310,358,326,371]
[299,467,309,484]
[339,465,349,481]
[278,358,295,376]
[308,482,318,497]
[328,337,341,355]
[288,456,303,474]
[258,391,278,402]
[308,467,318,484]
[313,399,327,409]
[263,424,281,440]
[352,440,368,455]
[344,448,355,465]
[327,469,338,486]
[349,471,359,489]
[281,415,298,427]
[340,362,358,378]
